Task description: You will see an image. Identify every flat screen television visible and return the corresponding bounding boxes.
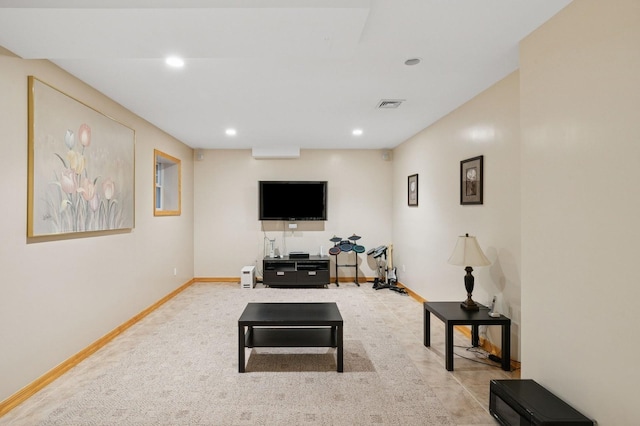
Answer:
[259,181,327,221]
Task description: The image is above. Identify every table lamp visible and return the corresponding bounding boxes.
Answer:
[448,233,491,311]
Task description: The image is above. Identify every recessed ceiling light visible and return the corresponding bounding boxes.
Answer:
[225,128,237,136]
[352,129,363,136]
[165,56,184,68]
[404,58,421,66]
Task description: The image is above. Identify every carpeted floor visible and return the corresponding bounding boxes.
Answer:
[1,282,514,425]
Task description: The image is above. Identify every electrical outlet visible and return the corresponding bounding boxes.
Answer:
[402,264,406,272]
[173,267,177,276]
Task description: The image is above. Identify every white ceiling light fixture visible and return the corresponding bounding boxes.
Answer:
[225,128,237,136]
[165,56,184,68]
[352,129,363,136]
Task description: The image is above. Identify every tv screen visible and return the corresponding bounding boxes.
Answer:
[259,181,327,221]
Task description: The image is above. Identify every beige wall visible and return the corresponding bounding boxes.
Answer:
[193,149,392,280]
[392,2,639,422]
[392,72,522,360]
[0,52,195,402]
[520,0,639,423]
[3,1,638,423]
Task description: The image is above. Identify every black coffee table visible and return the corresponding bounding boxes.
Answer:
[238,302,344,373]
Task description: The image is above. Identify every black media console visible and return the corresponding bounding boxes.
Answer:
[263,255,330,287]
[489,379,594,425]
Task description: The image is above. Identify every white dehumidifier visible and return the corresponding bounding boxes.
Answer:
[241,266,256,289]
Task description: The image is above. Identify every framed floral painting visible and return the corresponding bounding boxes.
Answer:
[27,76,135,237]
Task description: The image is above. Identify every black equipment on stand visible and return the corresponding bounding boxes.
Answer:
[328,236,342,256]
[368,244,407,295]
[369,245,387,288]
[329,234,363,287]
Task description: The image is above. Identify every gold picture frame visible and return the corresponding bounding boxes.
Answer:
[27,76,135,237]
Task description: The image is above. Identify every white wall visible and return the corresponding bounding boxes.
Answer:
[391,72,522,360]
[520,0,640,423]
[0,50,194,403]
[193,149,393,280]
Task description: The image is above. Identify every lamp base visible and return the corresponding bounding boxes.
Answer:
[460,299,479,311]
[461,266,480,311]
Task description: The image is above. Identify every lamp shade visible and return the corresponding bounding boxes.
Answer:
[448,234,491,267]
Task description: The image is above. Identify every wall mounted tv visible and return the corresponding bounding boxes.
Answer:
[259,181,327,221]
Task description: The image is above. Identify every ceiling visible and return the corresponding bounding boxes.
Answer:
[0,0,571,151]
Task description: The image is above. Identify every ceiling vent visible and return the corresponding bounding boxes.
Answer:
[377,99,405,109]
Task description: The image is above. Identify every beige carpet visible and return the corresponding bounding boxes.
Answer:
[1,282,500,425]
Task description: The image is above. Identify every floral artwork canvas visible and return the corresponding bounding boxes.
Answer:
[28,77,135,237]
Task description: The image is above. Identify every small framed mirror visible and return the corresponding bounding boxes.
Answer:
[154,149,181,216]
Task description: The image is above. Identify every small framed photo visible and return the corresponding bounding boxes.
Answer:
[408,174,418,206]
[460,156,483,205]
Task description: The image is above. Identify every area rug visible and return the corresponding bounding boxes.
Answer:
[1,283,463,425]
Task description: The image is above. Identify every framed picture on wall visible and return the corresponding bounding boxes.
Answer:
[460,155,483,205]
[408,174,418,206]
[27,76,135,237]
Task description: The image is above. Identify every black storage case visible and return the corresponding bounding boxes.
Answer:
[489,379,594,426]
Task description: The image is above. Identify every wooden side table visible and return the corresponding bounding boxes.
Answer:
[423,301,511,371]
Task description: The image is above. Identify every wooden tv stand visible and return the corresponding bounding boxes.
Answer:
[263,255,330,287]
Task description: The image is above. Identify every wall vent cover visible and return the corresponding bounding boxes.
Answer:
[377,99,405,109]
